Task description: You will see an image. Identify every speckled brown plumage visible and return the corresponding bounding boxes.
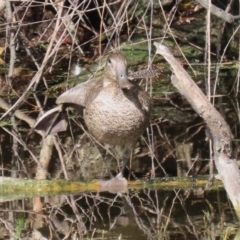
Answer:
[34,52,151,176]
[55,52,150,146]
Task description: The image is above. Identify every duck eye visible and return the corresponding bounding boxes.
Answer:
[108,58,112,64]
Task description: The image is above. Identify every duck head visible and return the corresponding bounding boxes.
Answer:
[105,52,133,89]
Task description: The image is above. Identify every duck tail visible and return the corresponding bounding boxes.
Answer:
[34,105,68,136]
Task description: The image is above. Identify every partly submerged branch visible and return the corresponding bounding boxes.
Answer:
[154,42,240,217]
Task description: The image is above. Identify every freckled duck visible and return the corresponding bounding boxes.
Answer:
[34,52,151,176]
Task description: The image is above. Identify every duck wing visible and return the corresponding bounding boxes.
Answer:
[56,77,103,107]
[34,77,103,135]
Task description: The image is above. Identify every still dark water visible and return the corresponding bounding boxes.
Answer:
[0,186,238,239]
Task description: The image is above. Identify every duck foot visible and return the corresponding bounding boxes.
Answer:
[98,175,128,193]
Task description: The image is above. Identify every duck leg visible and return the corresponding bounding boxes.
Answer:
[116,146,132,178]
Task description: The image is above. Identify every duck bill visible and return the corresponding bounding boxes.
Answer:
[117,69,133,90]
